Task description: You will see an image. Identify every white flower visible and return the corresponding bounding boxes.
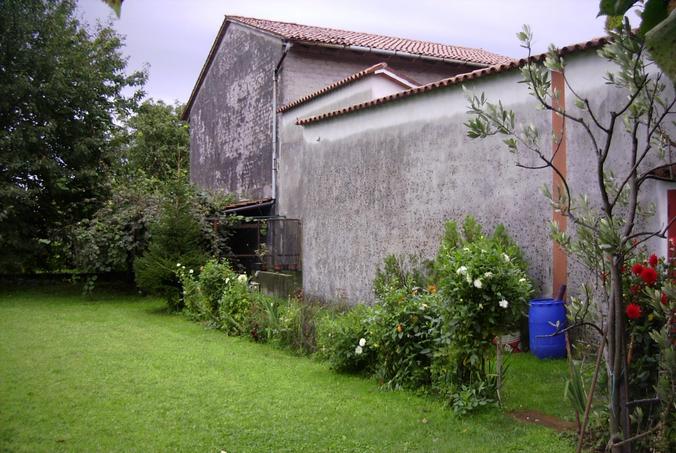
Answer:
[502,253,511,262]
[359,338,366,347]
[189,269,194,274]
[456,266,468,275]
[466,274,472,284]
[499,299,509,309]
[225,277,230,284]
[355,345,363,355]
[237,274,248,284]
[420,303,429,310]
[483,271,493,278]
[176,263,181,267]
[519,278,526,283]
[473,279,483,289]
[463,247,470,251]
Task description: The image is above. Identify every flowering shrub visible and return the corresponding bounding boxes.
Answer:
[316,304,376,373]
[433,217,532,410]
[176,258,252,333]
[218,274,251,335]
[622,252,674,400]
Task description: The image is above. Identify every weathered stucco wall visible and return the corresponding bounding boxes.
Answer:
[279,49,673,303]
[279,70,553,302]
[189,23,283,199]
[280,45,476,105]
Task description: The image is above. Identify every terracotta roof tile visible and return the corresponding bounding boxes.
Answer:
[296,36,610,126]
[229,16,513,66]
[278,63,417,113]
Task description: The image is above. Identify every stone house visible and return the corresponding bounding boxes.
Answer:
[185,16,675,303]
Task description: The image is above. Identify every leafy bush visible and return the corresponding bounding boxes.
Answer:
[369,287,443,389]
[218,275,251,335]
[317,304,376,373]
[245,291,283,343]
[277,297,325,354]
[134,181,209,310]
[199,260,237,321]
[432,216,532,409]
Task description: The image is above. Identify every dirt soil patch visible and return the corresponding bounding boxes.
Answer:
[509,410,577,432]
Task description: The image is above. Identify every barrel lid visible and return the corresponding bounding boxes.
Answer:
[530,298,564,305]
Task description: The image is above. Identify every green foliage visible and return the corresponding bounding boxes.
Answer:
[0,0,145,272]
[245,291,283,343]
[72,179,162,288]
[218,277,251,335]
[117,100,190,182]
[317,304,376,373]
[433,217,532,409]
[198,260,236,320]
[133,181,208,309]
[276,298,324,354]
[369,287,443,390]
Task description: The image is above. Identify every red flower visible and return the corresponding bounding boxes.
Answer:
[631,263,644,275]
[626,303,642,320]
[649,254,658,268]
[640,267,658,286]
[629,285,641,295]
[661,292,669,305]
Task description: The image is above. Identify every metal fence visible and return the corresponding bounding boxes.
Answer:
[228,218,302,272]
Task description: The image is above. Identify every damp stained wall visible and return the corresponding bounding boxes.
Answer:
[279,69,552,303]
[188,23,283,199]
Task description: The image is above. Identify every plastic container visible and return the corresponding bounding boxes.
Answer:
[528,298,567,359]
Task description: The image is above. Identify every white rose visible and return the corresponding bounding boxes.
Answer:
[237,274,248,284]
[473,279,483,289]
[189,269,194,274]
[359,338,366,347]
[483,271,493,278]
[176,263,181,267]
[499,299,509,309]
[456,266,467,275]
[355,345,363,355]
[502,253,511,263]
[519,278,526,283]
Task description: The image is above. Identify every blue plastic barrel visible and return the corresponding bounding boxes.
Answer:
[529,298,567,359]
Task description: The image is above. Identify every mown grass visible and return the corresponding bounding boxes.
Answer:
[0,285,573,452]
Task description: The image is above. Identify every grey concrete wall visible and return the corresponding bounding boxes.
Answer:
[278,49,673,304]
[189,23,283,199]
[280,45,475,105]
[279,70,553,303]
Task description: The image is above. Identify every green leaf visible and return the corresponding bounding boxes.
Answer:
[597,0,639,17]
[639,0,669,35]
[101,0,123,18]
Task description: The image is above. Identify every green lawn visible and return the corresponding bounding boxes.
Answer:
[0,285,573,452]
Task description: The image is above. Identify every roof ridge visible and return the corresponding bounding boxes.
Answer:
[278,62,417,113]
[227,15,513,66]
[228,15,508,59]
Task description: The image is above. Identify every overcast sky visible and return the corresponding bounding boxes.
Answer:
[76,0,621,104]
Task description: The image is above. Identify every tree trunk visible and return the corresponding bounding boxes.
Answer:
[608,260,631,453]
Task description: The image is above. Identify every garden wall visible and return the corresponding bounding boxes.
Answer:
[278,69,552,302]
[278,48,674,303]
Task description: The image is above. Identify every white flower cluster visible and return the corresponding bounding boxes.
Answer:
[237,274,248,284]
[355,337,366,355]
